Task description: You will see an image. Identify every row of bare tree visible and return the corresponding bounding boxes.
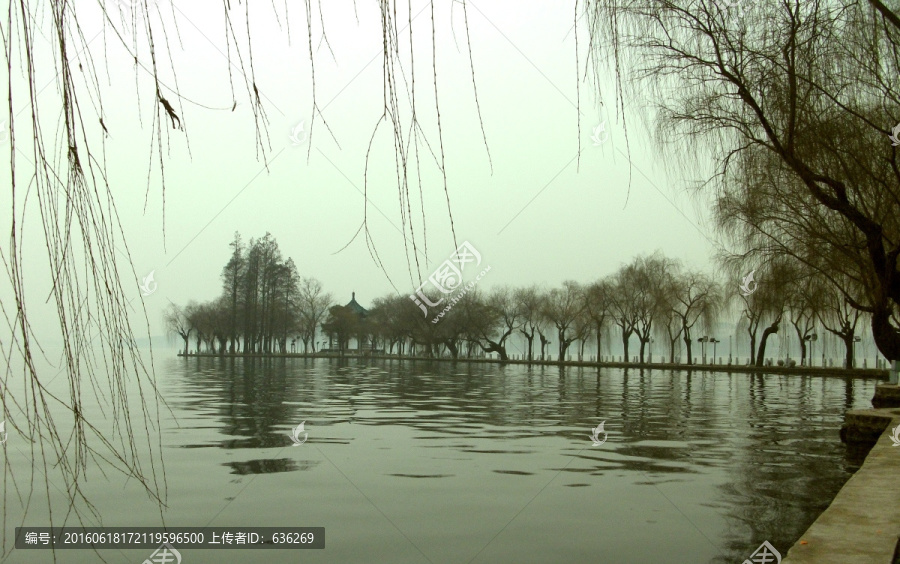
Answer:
[166,237,870,367]
[363,254,867,367]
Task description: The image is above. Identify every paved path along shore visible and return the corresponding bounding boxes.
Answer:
[177,352,887,378]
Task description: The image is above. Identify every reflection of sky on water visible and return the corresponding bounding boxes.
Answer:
[158,356,874,564]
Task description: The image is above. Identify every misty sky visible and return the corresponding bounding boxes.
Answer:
[3,1,726,344]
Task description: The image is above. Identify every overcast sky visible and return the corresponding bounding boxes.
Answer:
[3,0,726,344]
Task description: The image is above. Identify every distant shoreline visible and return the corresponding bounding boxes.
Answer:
[175,352,886,378]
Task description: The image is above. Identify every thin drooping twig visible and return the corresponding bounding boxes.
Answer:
[1,4,490,559]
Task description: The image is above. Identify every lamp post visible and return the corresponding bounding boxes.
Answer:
[697,336,709,363]
[729,335,733,365]
[804,333,817,366]
[853,335,861,368]
[710,338,720,364]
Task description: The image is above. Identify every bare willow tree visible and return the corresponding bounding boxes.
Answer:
[625,253,678,363]
[297,277,333,354]
[819,276,868,367]
[584,278,614,360]
[515,285,543,361]
[732,258,796,366]
[609,268,641,362]
[470,287,522,361]
[655,274,686,364]
[785,267,826,365]
[542,281,585,361]
[581,0,900,360]
[669,268,721,365]
[164,302,192,357]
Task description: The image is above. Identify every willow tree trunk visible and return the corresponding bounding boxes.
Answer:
[756,322,780,367]
[683,336,694,365]
[872,306,899,362]
[844,335,854,368]
[520,328,535,361]
[445,339,459,359]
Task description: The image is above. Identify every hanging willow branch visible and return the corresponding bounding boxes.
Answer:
[0,1,490,557]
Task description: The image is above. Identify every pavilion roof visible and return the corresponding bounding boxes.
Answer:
[345,292,368,316]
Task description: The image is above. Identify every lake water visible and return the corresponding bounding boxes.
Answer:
[0,352,877,563]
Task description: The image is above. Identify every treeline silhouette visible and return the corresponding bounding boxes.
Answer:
[167,234,871,368]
